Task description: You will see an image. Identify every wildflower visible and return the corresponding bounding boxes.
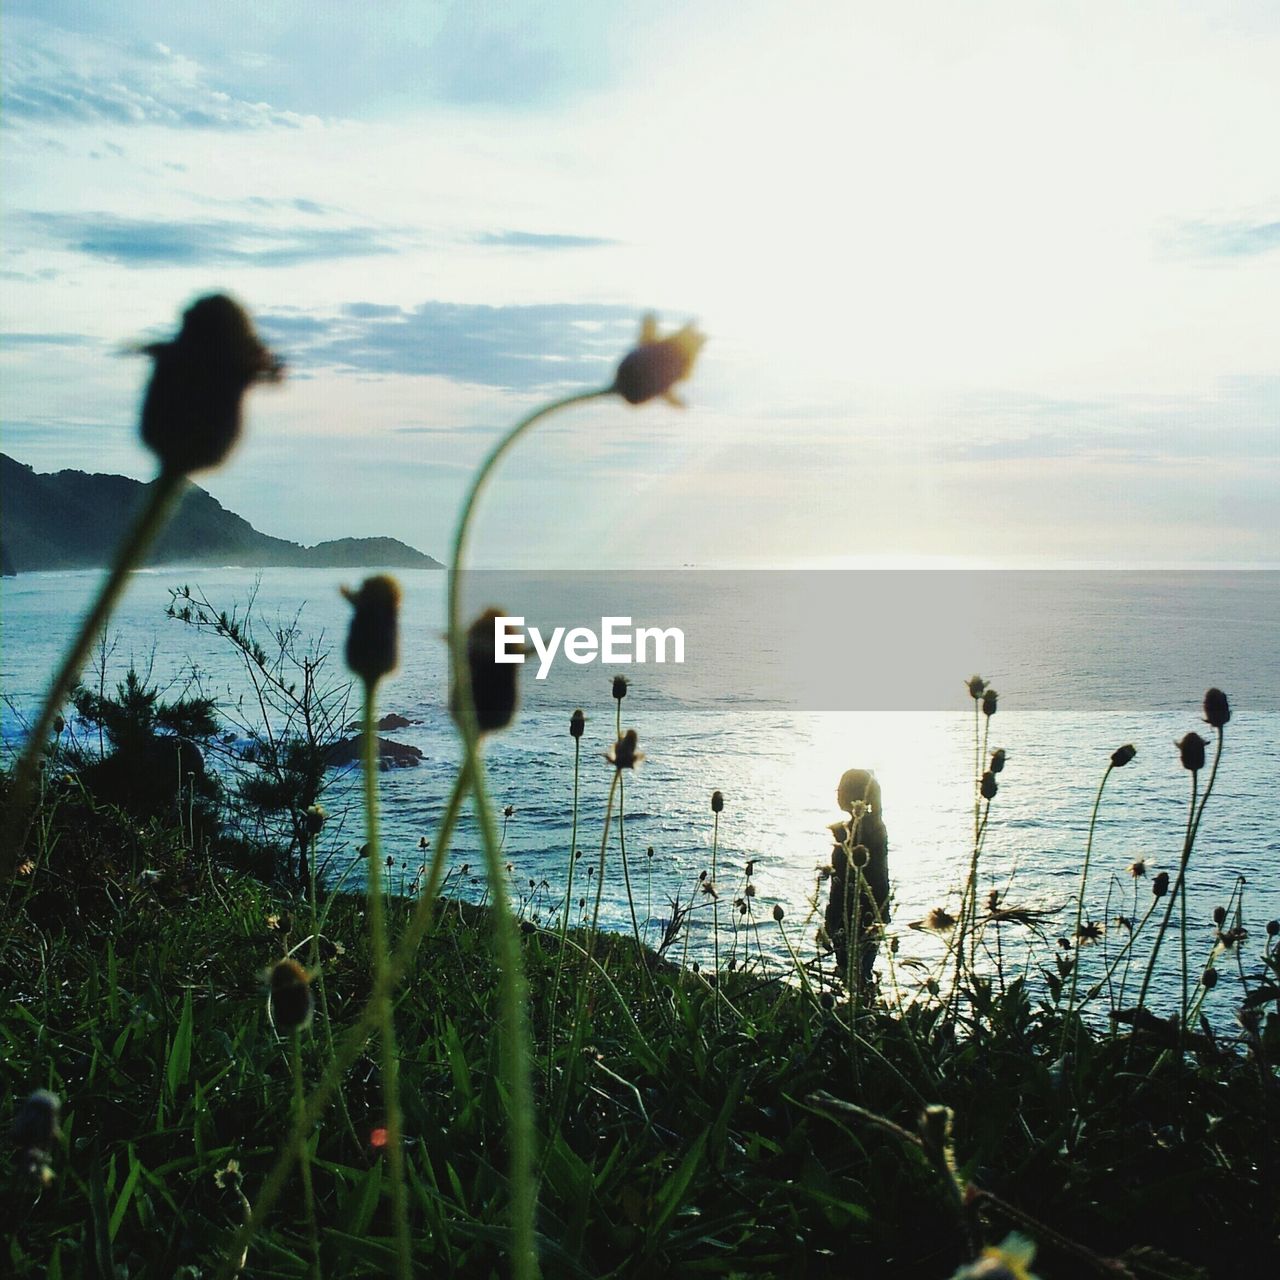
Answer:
[950,1232,1039,1280]
[1201,968,1219,990]
[570,708,585,739]
[139,294,282,475]
[455,607,521,733]
[646,845,654,859]
[370,1127,389,1149]
[1126,857,1147,879]
[342,575,400,687]
[612,314,706,406]
[1110,743,1137,768]
[965,675,987,700]
[214,1158,242,1190]
[1176,732,1208,772]
[1074,921,1105,946]
[303,804,326,836]
[612,675,629,700]
[504,804,515,819]
[266,913,282,930]
[1212,905,1227,926]
[745,883,756,898]
[911,907,956,932]
[1152,871,1170,898]
[606,729,643,770]
[1268,920,1279,938]
[981,688,998,717]
[268,957,314,1032]
[419,836,429,850]
[989,748,1006,774]
[711,790,724,814]
[772,903,784,922]
[1203,687,1230,730]
[980,771,998,800]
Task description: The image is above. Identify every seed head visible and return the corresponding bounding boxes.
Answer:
[269,957,314,1033]
[1201,968,1219,990]
[612,675,629,700]
[980,771,998,801]
[989,748,1006,774]
[772,904,784,922]
[1111,744,1137,768]
[342,576,400,687]
[570,708,585,739]
[965,675,987,700]
[612,314,706,406]
[1152,871,1171,898]
[454,607,522,733]
[925,907,957,932]
[1203,688,1230,730]
[1212,905,1227,926]
[1267,919,1279,938]
[139,294,282,475]
[1126,858,1147,879]
[711,790,724,814]
[981,688,998,717]
[1176,732,1208,772]
[303,804,326,836]
[606,729,643,770]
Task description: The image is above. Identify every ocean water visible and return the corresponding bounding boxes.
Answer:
[3,566,1278,1018]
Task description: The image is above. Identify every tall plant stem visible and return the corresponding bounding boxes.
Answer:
[547,734,582,1077]
[360,682,411,1280]
[291,1034,321,1280]
[2,471,187,880]
[220,768,470,1280]
[448,386,611,1280]
[1061,763,1114,1051]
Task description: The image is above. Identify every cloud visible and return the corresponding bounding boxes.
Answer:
[259,300,641,390]
[0,332,98,347]
[1168,218,1280,260]
[476,230,620,250]
[2,24,318,131]
[22,211,398,268]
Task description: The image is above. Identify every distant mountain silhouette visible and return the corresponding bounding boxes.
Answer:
[0,454,444,574]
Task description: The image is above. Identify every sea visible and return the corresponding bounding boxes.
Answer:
[3,565,1277,1019]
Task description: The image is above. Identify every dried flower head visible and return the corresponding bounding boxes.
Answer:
[140,294,282,475]
[1176,732,1208,772]
[268,957,314,1032]
[1202,687,1230,730]
[981,688,998,717]
[1111,743,1137,768]
[611,675,629,700]
[980,771,998,801]
[772,903,785,922]
[1201,967,1219,990]
[965,675,987,700]
[303,804,327,836]
[606,729,643,770]
[454,607,522,733]
[924,907,957,932]
[612,314,706,406]
[711,789,724,814]
[1126,857,1147,879]
[1152,871,1171,898]
[1075,921,1105,946]
[989,748,1007,774]
[570,708,585,739]
[1212,905,1227,926]
[1267,919,1280,938]
[342,575,400,687]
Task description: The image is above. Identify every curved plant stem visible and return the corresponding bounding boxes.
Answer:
[2,471,187,880]
[447,386,612,1280]
[290,1034,321,1280]
[1061,762,1114,1052]
[360,681,411,1280]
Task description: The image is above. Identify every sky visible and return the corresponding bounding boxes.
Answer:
[2,0,1278,568]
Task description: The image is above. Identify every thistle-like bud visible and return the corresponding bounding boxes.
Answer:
[303,804,327,836]
[1203,688,1230,729]
[140,294,282,475]
[269,957,314,1032]
[1176,732,1208,772]
[342,576,400,687]
[570,708,585,739]
[989,748,1006,774]
[1212,905,1227,926]
[1267,919,1280,938]
[965,675,987,700]
[1201,968,1219,990]
[52,715,65,736]
[980,771,998,801]
[606,729,643,770]
[1111,744,1137,768]
[711,790,724,814]
[612,675,629,701]
[454,608,521,733]
[1153,871,1171,898]
[981,689,998,718]
[772,904,784,922]
[612,314,706,407]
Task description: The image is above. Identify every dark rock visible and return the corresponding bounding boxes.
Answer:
[323,736,424,769]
